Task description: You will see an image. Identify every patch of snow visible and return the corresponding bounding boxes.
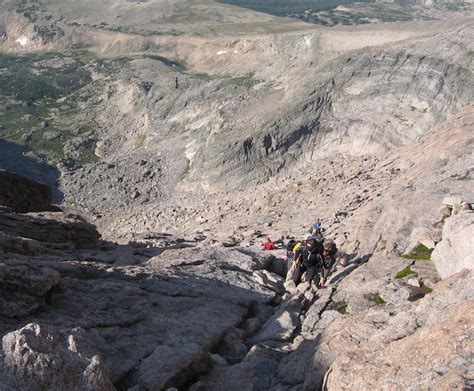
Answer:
[185,140,199,161]
[346,86,363,96]
[217,50,228,55]
[15,35,29,46]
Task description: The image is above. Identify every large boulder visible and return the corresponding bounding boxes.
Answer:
[0,170,53,213]
[0,211,101,251]
[0,261,60,318]
[1,323,114,391]
[432,210,474,279]
[249,293,305,345]
[139,343,209,390]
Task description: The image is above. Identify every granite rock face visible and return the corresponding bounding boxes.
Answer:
[325,270,474,391]
[0,211,101,252]
[0,173,285,389]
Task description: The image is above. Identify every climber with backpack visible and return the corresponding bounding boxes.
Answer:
[286,239,302,260]
[285,239,303,282]
[319,239,338,286]
[309,218,323,236]
[290,237,324,287]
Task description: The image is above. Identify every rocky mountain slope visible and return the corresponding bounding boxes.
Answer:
[0,1,473,390]
[0,148,472,390]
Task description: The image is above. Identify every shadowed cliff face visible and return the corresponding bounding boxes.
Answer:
[0,141,63,203]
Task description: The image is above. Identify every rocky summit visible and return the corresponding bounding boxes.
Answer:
[0,0,473,390]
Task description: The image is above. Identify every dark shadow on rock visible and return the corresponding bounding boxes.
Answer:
[328,253,372,285]
[0,170,281,390]
[277,334,324,389]
[0,140,63,203]
[0,248,277,390]
[329,264,360,285]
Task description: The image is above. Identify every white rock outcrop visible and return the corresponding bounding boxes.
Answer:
[432,211,474,279]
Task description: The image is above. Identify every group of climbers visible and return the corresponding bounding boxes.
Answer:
[288,232,338,287]
[264,218,339,288]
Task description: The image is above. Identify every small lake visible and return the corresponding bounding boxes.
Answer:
[146,55,185,71]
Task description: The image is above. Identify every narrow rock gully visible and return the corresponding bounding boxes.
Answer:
[177,248,365,391]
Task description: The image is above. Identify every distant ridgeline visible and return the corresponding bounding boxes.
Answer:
[217,0,374,14]
[218,0,471,25]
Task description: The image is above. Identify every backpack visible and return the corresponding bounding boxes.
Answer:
[292,241,302,254]
[287,241,302,261]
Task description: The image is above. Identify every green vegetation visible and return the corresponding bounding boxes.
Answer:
[218,109,228,130]
[403,244,433,260]
[76,138,98,165]
[188,72,259,90]
[229,73,259,88]
[16,0,40,23]
[189,72,217,81]
[17,1,64,42]
[218,0,350,15]
[107,87,116,99]
[218,0,436,26]
[395,266,416,279]
[0,53,90,104]
[334,299,348,314]
[34,25,64,42]
[373,292,386,306]
[420,283,433,295]
[0,53,97,163]
[408,282,433,302]
[100,57,133,77]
